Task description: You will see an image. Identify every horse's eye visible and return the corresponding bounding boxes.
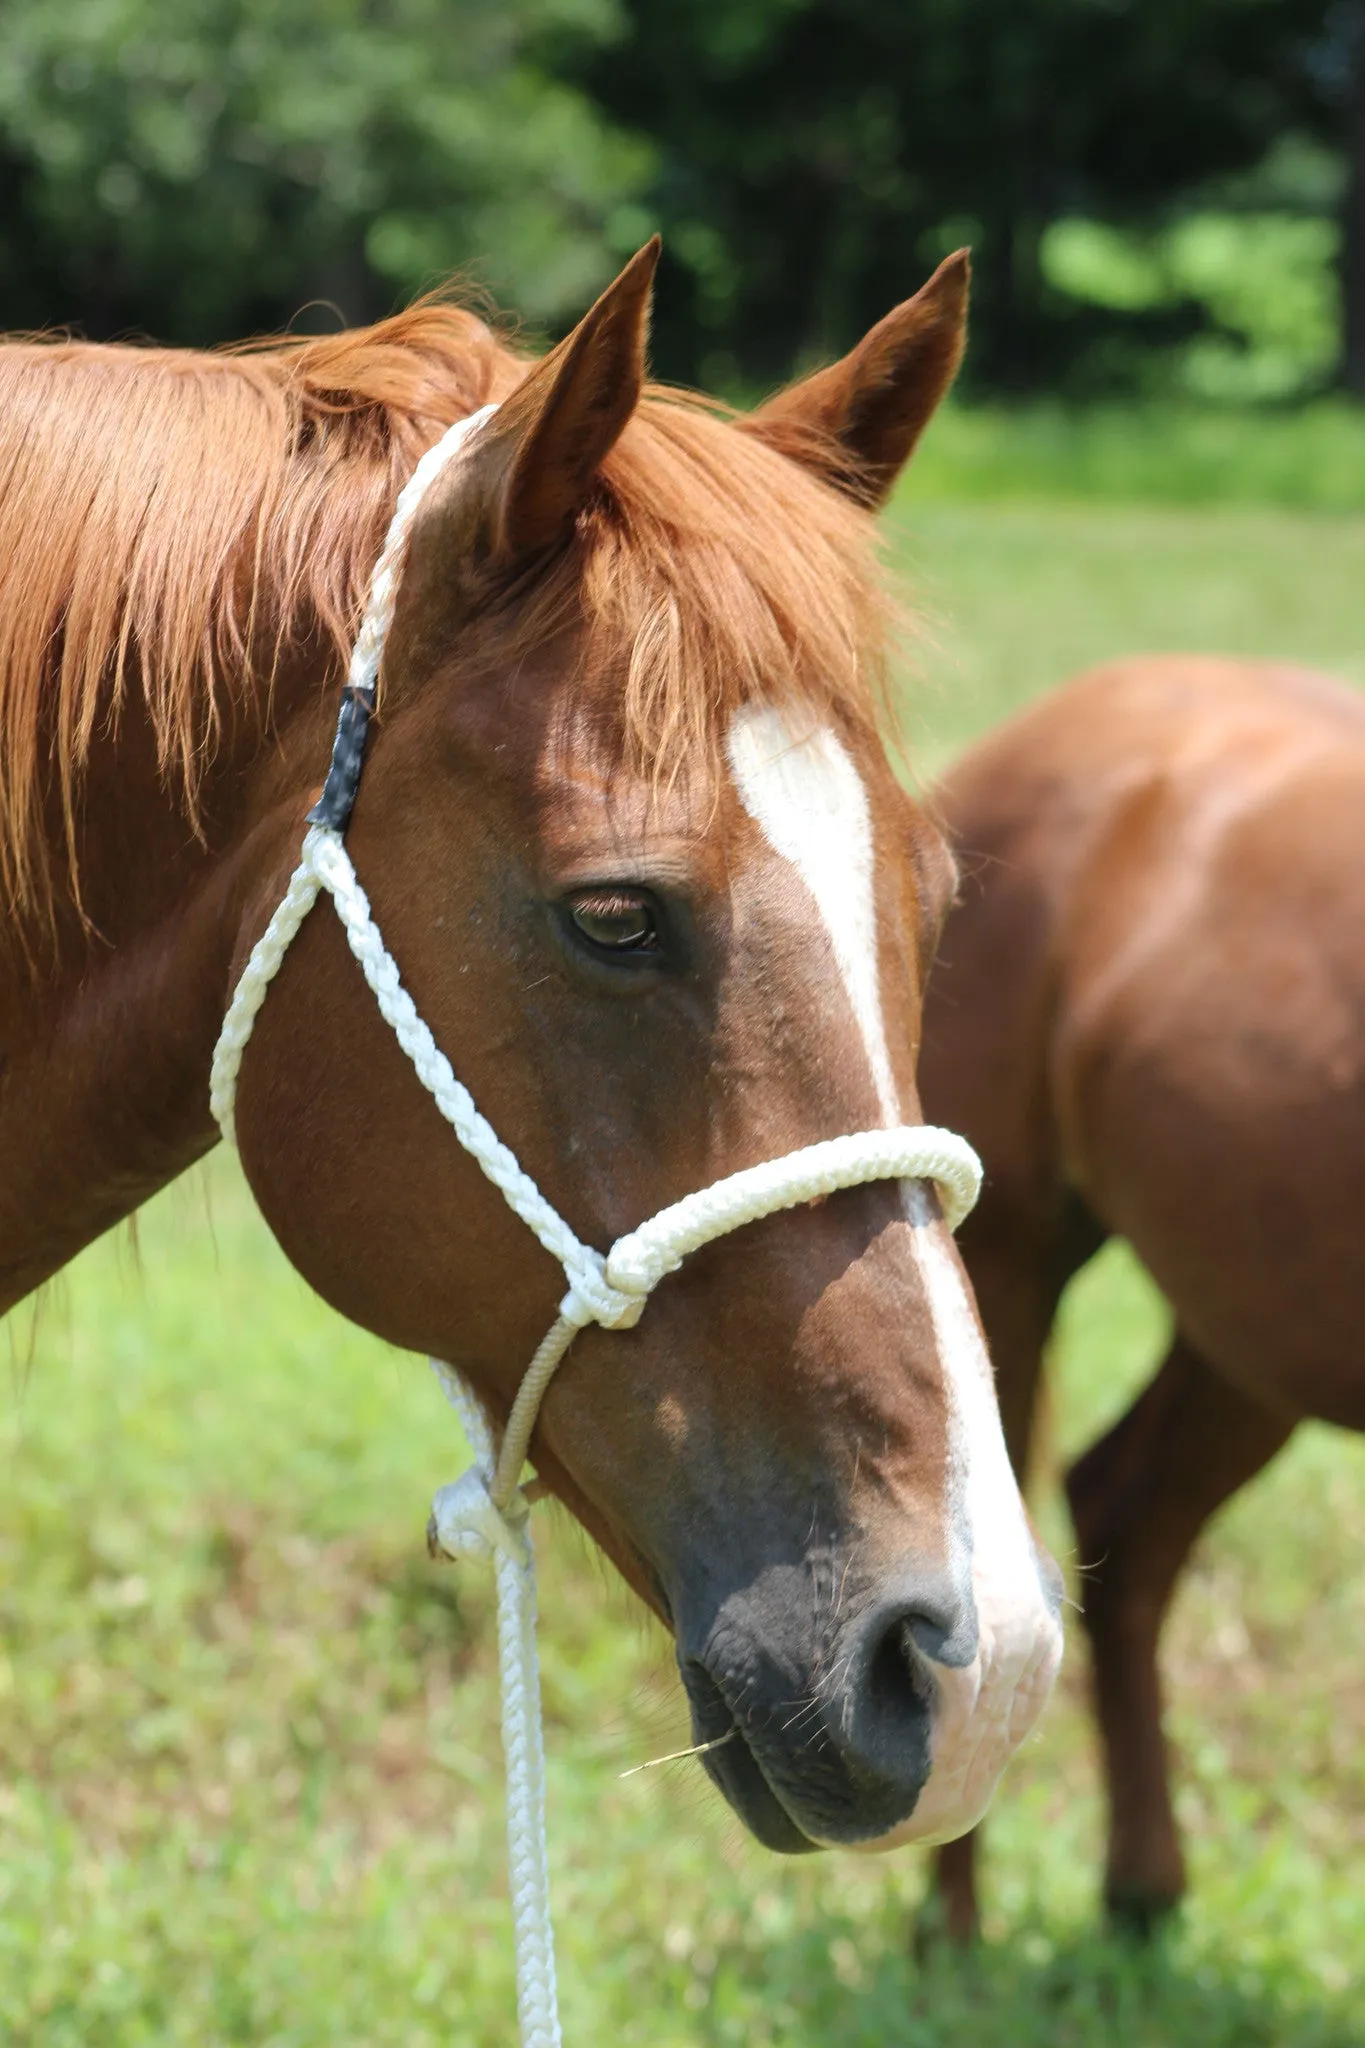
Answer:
[567,888,659,954]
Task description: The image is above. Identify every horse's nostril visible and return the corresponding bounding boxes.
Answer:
[858,1584,979,1728]
[863,1614,933,1723]
[816,1580,974,1800]
[900,1606,969,1670]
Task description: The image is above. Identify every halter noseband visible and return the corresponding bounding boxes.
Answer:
[209,404,983,2048]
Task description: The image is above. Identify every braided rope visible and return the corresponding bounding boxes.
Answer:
[209,848,324,1146]
[606,1126,980,1296]
[309,829,636,1325]
[210,399,984,2048]
[348,402,499,703]
[429,1361,560,2048]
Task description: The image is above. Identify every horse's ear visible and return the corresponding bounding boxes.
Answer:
[460,238,659,562]
[746,250,969,508]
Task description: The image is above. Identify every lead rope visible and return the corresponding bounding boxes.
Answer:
[209,404,984,2048]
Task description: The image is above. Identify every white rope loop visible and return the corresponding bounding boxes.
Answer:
[210,395,985,2048]
[604,1125,981,1299]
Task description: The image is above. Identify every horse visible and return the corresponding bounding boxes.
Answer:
[917,652,1365,1935]
[0,241,1062,1863]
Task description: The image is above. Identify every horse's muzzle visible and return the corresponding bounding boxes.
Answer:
[677,1560,983,1851]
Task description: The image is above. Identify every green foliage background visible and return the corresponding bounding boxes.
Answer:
[0,0,1359,398]
[573,0,1354,392]
[0,0,654,340]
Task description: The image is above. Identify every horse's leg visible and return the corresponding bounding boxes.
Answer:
[925,1195,1106,1944]
[1065,1333,1293,1931]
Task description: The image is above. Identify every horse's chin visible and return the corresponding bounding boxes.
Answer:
[679,1663,815,1852]
[697,1714,819,1855]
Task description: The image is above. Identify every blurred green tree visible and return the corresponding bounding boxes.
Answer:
[0,0,654,343]
[1,0,1359,397]
[573,0,1353,394]
[1338,0,1365,388]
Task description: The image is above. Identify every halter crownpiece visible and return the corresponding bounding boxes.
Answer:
[210,401,984,2048]
[306,403,500,835]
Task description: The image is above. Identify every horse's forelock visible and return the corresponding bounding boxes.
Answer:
[529,393,906,784]
[0,297,908,926]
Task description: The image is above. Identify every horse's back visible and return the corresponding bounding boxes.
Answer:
[937,652,1365,874]
[924,654,1365,1426]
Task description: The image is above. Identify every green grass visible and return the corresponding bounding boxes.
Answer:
[5,479,1365,2042]
[886,497,1365,774]
[908,400,1365,512]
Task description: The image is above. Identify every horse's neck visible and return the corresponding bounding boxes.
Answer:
[0,645,336,1314]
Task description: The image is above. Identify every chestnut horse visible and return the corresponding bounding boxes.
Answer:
[919,653,1365,1933]
[0,245,1061,1858]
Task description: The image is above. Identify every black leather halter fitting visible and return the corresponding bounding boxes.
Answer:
[307,681,374,834]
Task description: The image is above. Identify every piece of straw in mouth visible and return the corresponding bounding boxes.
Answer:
[618,1728,737,1779]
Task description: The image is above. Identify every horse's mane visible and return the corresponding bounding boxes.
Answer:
[0,296,894,921]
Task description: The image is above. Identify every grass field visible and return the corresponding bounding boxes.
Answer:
[888,495,1365,773]
[4,453,1365,2044]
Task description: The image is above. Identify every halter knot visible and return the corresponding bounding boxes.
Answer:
[428,1467,531,1567]
[559,1249,646,1331]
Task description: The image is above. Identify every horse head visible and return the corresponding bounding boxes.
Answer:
[226,244,1063,1853]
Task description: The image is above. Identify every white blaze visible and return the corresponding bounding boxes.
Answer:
[726,702,1061,1846]
[725,706,898,1117]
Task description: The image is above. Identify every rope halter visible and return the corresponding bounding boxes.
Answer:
[210,402,984,2048]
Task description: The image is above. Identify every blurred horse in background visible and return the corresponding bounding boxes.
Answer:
[919,654,1365,1933]
[0,246,1063,1857]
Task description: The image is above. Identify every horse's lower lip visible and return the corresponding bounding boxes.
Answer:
[698,1715,818,1853]
[679,1665,820,1854]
